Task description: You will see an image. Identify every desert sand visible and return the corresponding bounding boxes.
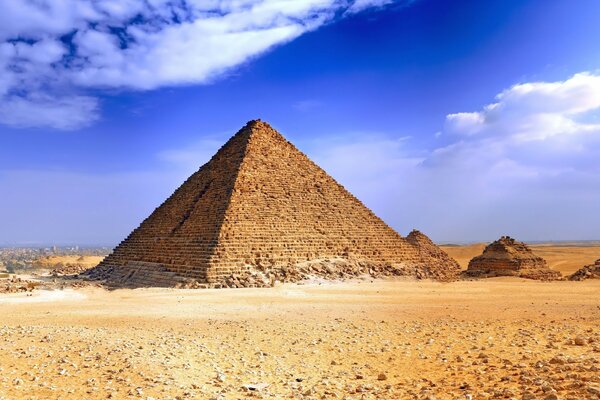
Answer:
[0,245,599,400]
[33,255,106,269]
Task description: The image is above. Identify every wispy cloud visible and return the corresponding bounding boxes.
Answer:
[0,94,99,130]
[348,0,395,13]
[0,0,404,130]
[293,99,323,112]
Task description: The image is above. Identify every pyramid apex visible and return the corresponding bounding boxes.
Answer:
[244,119,271,130]
[239,119,288,144]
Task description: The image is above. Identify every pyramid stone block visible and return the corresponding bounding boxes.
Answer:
[86,120,460,287]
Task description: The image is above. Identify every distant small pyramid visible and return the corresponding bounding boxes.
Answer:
[86,120,460,287]
[466,236,561,280]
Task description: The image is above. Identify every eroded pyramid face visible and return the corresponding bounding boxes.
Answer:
[86,120,460,287]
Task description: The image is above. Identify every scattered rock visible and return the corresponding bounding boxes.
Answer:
[243,383,269,392]
[574,336,587,346]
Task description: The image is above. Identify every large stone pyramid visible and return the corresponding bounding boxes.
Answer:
[87,120,459,287]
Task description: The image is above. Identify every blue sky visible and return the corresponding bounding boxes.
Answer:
[1,0,600,245]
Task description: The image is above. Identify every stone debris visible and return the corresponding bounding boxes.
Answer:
[569,259,600,281]
[0,276,39,293]
[85,120,460,288]
[242,382,269,391]
[51,263,95,277]
[466,236,562,280]
[174,255,459,289]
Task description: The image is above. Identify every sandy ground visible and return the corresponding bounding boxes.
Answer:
[0,279,598,400]
[32,255,105,268]
[0,245,599,400]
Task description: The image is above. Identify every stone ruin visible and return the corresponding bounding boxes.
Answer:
[569,259,600,281]
[466,236,562,280]
[84,120,460,288]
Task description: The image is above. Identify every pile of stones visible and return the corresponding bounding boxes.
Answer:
[569,259,600,281]
[51,263,94,277]
[0,276,39,293]
[176,256,459,289]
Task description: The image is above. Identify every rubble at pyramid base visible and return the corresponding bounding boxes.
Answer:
[84,254,460,289]
[569,259,600,281]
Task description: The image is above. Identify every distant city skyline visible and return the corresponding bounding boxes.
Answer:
[1,0,600,245]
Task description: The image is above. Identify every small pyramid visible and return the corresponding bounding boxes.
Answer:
[87,120,459,287]
[466,236,561,280]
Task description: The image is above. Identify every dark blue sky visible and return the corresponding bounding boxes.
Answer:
[1,0,600,245]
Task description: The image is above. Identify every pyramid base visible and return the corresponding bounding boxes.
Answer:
[83,256,458,289]
[85,261,199,288]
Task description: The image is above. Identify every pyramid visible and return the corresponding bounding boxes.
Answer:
[86,120,460,287]
[466,236,562,280]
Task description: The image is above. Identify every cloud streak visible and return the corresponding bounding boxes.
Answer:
[0,0,403,130]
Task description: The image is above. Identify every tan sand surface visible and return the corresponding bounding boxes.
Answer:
[0,277,599,400]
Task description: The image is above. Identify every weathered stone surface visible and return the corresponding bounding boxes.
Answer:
[466,236,562,280]
[85,120,459,288]
[569,259,600,281]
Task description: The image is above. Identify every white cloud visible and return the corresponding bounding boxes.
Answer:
[445,72,600,141]
[305,72,600,241]
[348,0,395,13]
[0,0,403,130]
